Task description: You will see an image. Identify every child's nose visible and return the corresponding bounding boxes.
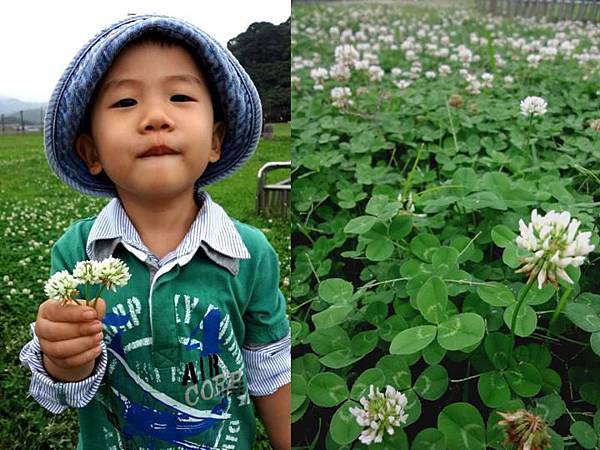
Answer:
[139,104,174,132]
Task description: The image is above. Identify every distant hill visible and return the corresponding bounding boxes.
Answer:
[0,96,47,125]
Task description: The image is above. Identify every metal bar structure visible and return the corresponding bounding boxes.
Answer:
[479,0,599,20]
[256,161,291,218]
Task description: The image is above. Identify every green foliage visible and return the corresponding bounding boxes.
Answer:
[291,2,600,448]
[228,19,291,122]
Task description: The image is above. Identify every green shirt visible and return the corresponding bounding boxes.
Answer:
[51,216,289,450]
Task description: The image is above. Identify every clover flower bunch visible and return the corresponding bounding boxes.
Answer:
[497,409,552,450]
[508,209,595,349]
[331,87,353,109]
[515,209,594,289]
[349,385,408,445]
[519,96,547,166]
[44,257,131,308]
[520,96,547,117]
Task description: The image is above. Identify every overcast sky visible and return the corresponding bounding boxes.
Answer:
[0,1,290,103]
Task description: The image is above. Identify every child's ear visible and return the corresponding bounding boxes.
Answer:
[210,122,225,163]
[75,134,103,175]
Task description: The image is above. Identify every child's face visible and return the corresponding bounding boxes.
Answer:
[76,42,224,201]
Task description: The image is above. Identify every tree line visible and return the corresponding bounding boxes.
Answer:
[228,18,291,123]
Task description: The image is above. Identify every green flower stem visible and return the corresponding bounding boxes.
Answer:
[85,284,90,307]
[509,279,536,362]
[289,296,317,313]
[413,184,464,198]
[536,327,588,347]
[402,145,422,201]
[445,100,460,154]
[91,285,106,310]
[524,115,538,166]
[546,286,573,339]
[449,372,483,383]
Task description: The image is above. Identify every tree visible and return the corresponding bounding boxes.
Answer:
[228,18,290,123]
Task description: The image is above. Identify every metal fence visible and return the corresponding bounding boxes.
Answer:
[256,161,291,218]
[0,108,45,135]
[477,0,600,21]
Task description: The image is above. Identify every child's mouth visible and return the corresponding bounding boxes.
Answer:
[140,145,178,158]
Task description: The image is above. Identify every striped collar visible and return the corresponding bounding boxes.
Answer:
[86,191,250,274]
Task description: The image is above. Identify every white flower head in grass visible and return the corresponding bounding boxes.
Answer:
[98,257,131,291]
[498,409,551,450]
[520,96,548,117]
[73,260,101,284]
[515,209,595,288]
[397,192,415,213]
[331,87,353,109]
[44,270,78,304]
[349,385,408,445]
[394,79,411,90]
[590,118,600,132]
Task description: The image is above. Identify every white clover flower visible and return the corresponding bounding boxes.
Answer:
[349,385,408,445]
[45,270,79,303]
[438,64,452,76]
[334,44,360,66]
[310,67,329,85]
[498,409,551,450]
[520,96,548,117]
[457,45,474,65]
[466,79,482,95]
[515,209,595,288]
[391,67,403,78]
[291,75,301,90]
[481,72,494,88]
[73,260,101,284]
[329,63,351,82]
[368,65,384,82]
[331,87,353,108]
[98,257,131,292]
[394,79,411,89]
[354,59,370,71]
[527,53,542,68]
[590,118,600,132]
[397,192,415,212]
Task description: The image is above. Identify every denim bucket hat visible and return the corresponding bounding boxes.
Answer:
[45,14,262,197]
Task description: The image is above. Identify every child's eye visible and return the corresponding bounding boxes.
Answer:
[111,98,137,108]
[171,94,194,102]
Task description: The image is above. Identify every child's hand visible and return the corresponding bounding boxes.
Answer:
[35,298,106,382]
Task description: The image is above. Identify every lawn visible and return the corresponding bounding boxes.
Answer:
[0,122,289,449]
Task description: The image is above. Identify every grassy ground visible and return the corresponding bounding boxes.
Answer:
[0,123,290,449]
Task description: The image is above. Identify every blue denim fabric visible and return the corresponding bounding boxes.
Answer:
[45,14,262,197]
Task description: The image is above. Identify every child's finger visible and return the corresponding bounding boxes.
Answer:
[46,344,103,370]
[94,297,107,321]
[39,333,103,362]
[40,299,98,323]
[36,317,102,341]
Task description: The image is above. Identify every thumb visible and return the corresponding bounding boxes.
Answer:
[95,297,107,321]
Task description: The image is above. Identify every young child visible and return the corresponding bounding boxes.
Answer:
[19,14,290,450]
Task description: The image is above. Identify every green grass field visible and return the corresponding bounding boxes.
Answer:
[0,123,290,449]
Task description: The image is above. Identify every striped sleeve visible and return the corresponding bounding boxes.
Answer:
[242,332,290,396]
[19,322,107,414]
